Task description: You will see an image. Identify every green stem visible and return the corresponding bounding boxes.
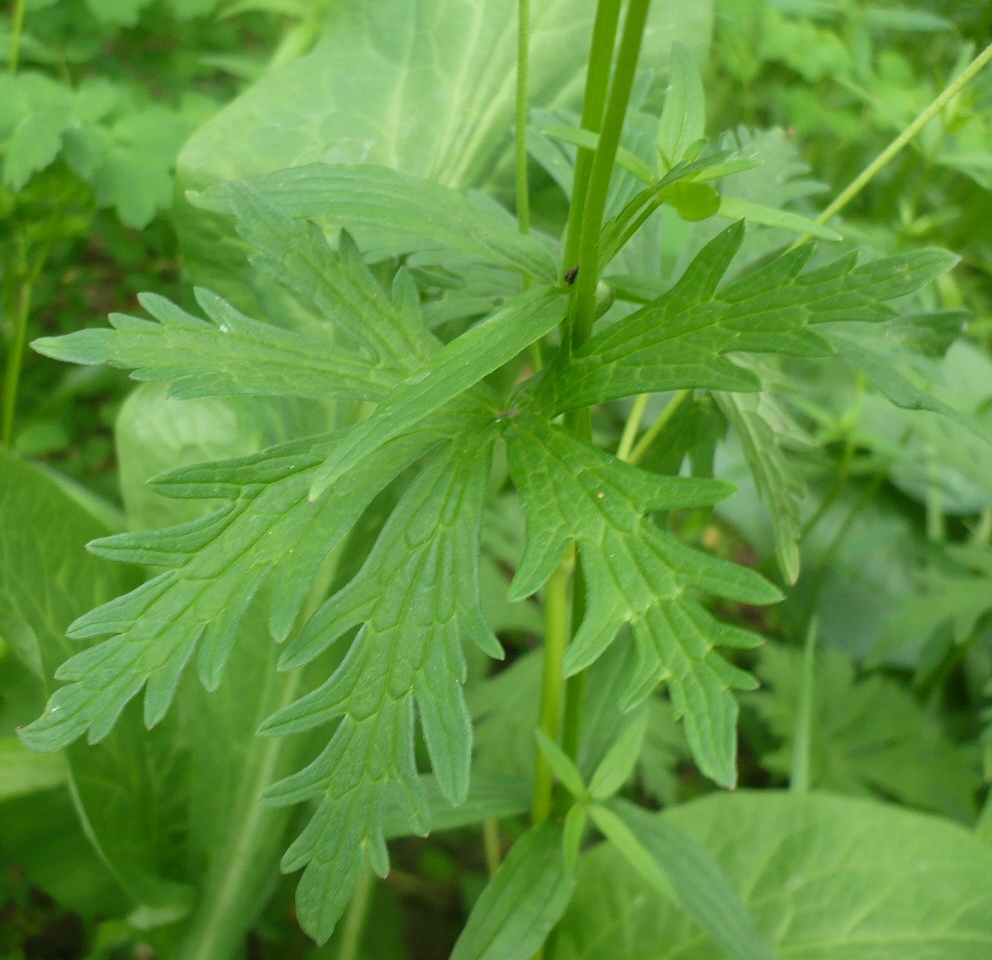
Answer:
[627,390,689,466]
[338,867,373,960]
[616,393,650,462]
[515,0,531,236]
[8,0,26,73]
[2,276,33,448]
[789,617,818,794]
[807,39,992,234]
[482,819,502,876]
[561,0,623,273]
[572,0,653,350]
[532,546,575,824]
[559,561,588,764]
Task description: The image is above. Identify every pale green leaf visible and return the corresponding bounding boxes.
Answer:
[536,729,588,800]
[554,792,992,959]
[195,164,559,283]
[588,803,679,903]
[610,799,775,960]
[450,822,577,960]
[0,736,67,799]
[1,449,191,912]
[589,710,648,801]
[658,41,706,169]
[716,196,842,240]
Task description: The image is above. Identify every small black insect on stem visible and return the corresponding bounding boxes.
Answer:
[564,265,579,285]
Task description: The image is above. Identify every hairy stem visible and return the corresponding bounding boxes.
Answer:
[571,0,653,351]
[2,276,33,448]
[515,0,531,236]
[8,0,26,73]
[808,39,992,234]
[532,546,575,824]
[338,867,373,960]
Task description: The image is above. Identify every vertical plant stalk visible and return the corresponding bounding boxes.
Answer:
[561,0,622,274]
[571,0,653,351]
[789,617,818,793]
[627,390,689,467]
[338,867,374,960]
[8,0,26,73]
[616,393,650,461]
[2,276,33,448]
[482,819,502,876]
[807,39,992,234]
[515,0,531,237]
[532,546,575,824]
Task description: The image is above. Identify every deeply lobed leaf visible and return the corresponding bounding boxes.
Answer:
[529,221,957,417]
[504,415,781,787]
[258,428,501,942]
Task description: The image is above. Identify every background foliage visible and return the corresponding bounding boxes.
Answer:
[3,1,992,959]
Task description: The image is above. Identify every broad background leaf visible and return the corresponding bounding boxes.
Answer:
[553,791,992,959]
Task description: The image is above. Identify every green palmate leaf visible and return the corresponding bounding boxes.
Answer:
[18,407,476,754]
[657,41,706,170]
[309,284,567,498]
[194,164,559,282]
[258,428,501,942]
[450,822,577,960]
[529,221,957,417]
[752,645,981,821]
[32,287,404,402]
[553,792,992,960]
[223,180,434,364]
[34,182,433,404]
[714,364,811,584]
[505,415,780,787]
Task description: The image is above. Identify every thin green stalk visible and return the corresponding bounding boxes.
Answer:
[804,39,992,236]
[8,0,26,73]
[627,390,689,466]
[515,0,531,236]
[571,0,653,350]
[561,0,623,272]
[559,561,588,764]
[2,276,33,448]
[616,393,650,462]
[532,546,575,824]
[790,617,818,794]
[338,867,373,960]
[482,819,501,877]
